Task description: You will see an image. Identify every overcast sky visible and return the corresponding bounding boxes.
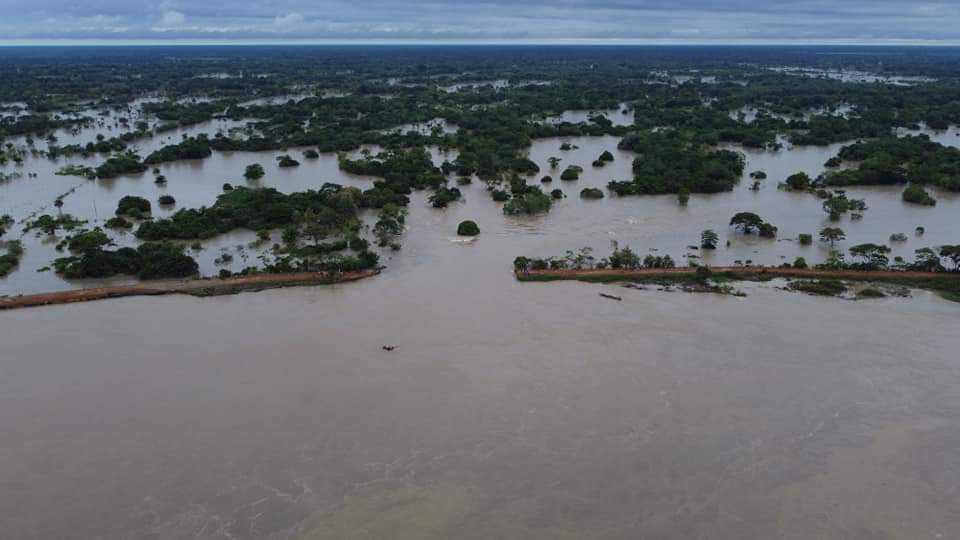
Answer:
[1,0,958,44]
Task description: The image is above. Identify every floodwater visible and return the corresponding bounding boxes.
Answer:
[768,66,937,85]
[4,125,960,294]
[542,104,634,127]
[1,105,960,539]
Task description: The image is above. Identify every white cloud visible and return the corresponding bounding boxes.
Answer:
[158,10,186,27]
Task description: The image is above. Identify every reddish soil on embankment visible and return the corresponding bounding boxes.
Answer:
[0,270,379,311]
[516,266,957,282]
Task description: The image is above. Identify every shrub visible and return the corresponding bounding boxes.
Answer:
[158,195,176,206]
[560,166,580,181]
[457,220,480,236]
[798,233,813,245]
[105,216,132,229]
[276,154,300,167]
[428,186,462,208]
[503,188,552,215]
[550,189,564,199]
[902,184,936,206]
[579,188,604,199]
[349,237,369,251]
[700,229,719,250]
[758,222,778,238]
[244,163,265,180]
[785,172,811,191]
[116,196,151,217]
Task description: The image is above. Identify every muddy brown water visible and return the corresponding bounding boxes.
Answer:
[1,112,960,539]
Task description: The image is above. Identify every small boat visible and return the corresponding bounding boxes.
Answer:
[599,293,622,301]
[382,345,397,351]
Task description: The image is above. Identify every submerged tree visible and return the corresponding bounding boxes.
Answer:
[729,212,764,234]
[700,229,719,250]
[819,227,846,247]
[849,243,892,270]
[244,163,265,180]
[940,245,960,270]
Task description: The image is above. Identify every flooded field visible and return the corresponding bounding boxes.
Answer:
[4,118,960,295]
[1,94,960,539]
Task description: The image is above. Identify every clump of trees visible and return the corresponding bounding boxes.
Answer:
[784,172,812,191]
[513,244,674,272]
[592,151,614,168]
[608,131,744,195]
[0,239,24,277]
[144,135,212,164]
[825,136,960,191]
[428,186,461,208]
[116,196,151,218]
[94,151,147,179]
[373,203,406,247]
[136,185,362,243]
[729,212,777,237]
[503,177,552,215]
[244,163,265,180]
[54,240,198,279]
[902,184,936,206]
[848,243,892,270]
[822,191,867,220]
[23,214,87,235]
[276,154,300,168]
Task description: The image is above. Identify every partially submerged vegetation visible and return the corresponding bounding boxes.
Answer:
[608,131,745,195]
[3,46,960,305]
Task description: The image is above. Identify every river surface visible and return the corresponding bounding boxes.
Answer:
[1,106,960,539]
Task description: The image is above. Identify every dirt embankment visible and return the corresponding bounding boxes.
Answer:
[516,266,958,282]
[0,270,379,311]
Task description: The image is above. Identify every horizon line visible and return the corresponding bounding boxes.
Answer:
[1,38,960,47]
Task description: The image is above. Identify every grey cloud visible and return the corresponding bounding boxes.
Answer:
[0,0,957,42]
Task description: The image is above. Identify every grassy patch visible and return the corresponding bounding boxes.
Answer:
[856,287,886,299]
[788,279,848,296]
